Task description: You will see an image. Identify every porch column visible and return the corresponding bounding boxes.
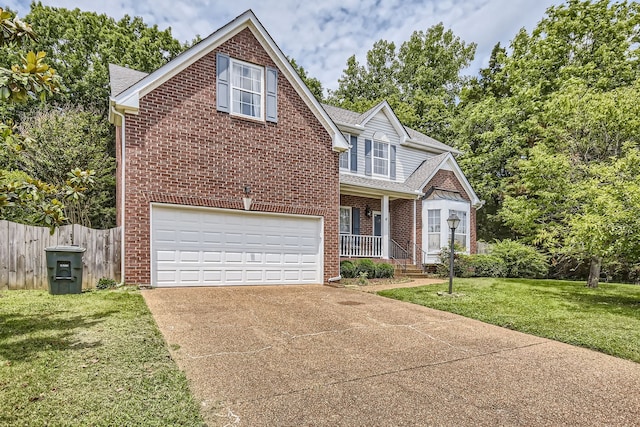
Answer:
[382,195,389,259]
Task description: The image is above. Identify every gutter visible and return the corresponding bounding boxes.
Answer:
[110,106,126,286]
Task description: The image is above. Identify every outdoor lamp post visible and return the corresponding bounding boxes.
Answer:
[446,213,460,294]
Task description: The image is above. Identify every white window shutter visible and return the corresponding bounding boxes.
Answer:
[216,53,230,113]
[266,67,278,122]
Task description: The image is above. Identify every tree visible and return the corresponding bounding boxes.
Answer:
[454,0,640,276]
[499,80,640,287]
[15,2,187,115]
[15,105,115,228]
[0,7,93,231]
[328,23,476,141]
[288,57,324,101]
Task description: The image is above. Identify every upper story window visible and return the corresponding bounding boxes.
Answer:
[340,134,350,169]
[340,134,358,172]
[364,135,395,179]
[231,60,263,119]
[216,53,278,123]
[373,141,389,176]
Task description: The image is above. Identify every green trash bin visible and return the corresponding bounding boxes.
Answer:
[45,246,86,295]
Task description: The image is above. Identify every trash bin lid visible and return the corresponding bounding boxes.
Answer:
[45,246,86,253]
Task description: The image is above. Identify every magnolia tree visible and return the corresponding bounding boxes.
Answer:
[0,7,94,232]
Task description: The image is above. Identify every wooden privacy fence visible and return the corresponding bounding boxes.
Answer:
[0,220,121,291]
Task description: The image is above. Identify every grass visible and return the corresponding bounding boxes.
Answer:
[379,278,640,363]
[0,288,205,426]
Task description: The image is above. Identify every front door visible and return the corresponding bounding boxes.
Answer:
[373,212,382,237]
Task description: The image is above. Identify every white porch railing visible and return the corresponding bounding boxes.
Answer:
[340,234,383,258]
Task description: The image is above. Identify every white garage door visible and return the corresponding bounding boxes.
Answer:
[151,204,323,287]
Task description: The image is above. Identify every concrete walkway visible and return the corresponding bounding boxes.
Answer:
[142,285,640,426]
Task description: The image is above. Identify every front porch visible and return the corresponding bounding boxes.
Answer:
[340,192,418,260]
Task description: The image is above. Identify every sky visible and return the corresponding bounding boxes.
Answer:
[5,0,564,92]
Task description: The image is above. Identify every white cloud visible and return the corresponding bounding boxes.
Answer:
[6,0,563,92]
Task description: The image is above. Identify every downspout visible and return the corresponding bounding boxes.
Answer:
[111,106,126,286]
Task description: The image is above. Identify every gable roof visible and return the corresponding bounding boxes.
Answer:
[322,102,461,155]
[109,64,148,97]
[406,152,481,207]
[108,10,348,152]
[340,151,482,207]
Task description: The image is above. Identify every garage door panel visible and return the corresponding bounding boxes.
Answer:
[152,205,322,286]
[202,251,222,262]
[246,253,262,263]
[265,253,282,264]
[225,252,243,263]
[226,234,245,246]
[203,232,223,244]
[245,233,264,246]
[157,251,176,262]
[225,270,243,282]
[246,270,264,281]
[202,270,222,283]
[179,251,200,263]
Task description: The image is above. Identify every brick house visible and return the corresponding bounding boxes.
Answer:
[109,10,481,287]
[323,102,482,267]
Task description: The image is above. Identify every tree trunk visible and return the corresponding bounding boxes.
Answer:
[587,256,602,288]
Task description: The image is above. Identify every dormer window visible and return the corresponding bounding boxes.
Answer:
[372,141,389,176]
[365,132,395,179]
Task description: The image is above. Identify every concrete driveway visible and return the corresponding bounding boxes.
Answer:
[142,285,640,426]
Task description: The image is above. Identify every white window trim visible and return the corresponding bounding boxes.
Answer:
[372,140,389,177]
[230,58,265,121]
[339,206,352,234]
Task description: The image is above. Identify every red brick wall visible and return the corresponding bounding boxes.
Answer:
[117,28,339,285]
[422,170,477,254]
[389,199,414,249]
[339,195,380,236]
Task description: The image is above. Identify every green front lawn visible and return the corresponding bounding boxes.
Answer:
[0,289,204,426]
[379,278,640,363]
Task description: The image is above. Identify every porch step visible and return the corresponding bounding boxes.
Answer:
[394,263,432,278]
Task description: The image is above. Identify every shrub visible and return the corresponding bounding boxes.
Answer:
[436,245,468,277]
[355,258,377,278]
[464,254,507,278]
[375,262,395,279]
[491,239,548,278]
[340,260,356,278]
[96,277,117,290]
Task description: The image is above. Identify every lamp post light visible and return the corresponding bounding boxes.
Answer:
[446,213,460,295]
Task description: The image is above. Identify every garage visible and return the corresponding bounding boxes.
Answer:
[151,204,323,287]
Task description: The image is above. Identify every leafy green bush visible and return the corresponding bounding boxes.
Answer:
[464,254,507,278]
[375,262,395,279]
[96,277,117,290]
[491,239,548,278]
[355,258,377,278]
[340,260,356,278]
[436,245,467,277]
